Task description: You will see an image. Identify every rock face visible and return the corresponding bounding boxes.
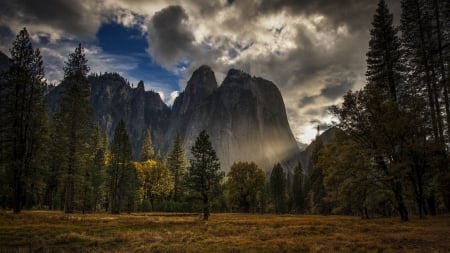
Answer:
[165,66,300,172]
[48,73,170,159]
[0,51,11,73]
[298,127,337,174]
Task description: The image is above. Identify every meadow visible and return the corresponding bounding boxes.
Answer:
[0,211,449,253]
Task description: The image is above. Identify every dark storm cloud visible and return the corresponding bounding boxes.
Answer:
[256,0,401,31]
[321,77,355,100]
[148,5,197,67]
[0,0,101,38]
[299,95,318,108]
[304,106,330,117]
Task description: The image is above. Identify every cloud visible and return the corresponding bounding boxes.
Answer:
[0,0,402,144]
[147,5,197,68]
[0,0,103,40]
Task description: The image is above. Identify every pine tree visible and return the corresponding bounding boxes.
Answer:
[308,138,329,214]
[186,130,224,220]
[291,162,304,213]
[333,0,412,221]
[167,133,187,201]
[0,28,47,213]
[53,43,92,213]
[400,0,442,142]
[270,163,287,214]
[140,129,154,161]
[108,120,136,214]
[366,0,404,102]
[401,0,450,212]
[91,125,107,212]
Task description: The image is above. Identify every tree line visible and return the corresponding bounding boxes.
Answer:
[300,0,450,221]
[0,30,283,219]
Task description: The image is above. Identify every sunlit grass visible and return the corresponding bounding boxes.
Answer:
[0,211,449,252]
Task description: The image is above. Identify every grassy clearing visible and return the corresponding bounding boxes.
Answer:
[0,211,449,252]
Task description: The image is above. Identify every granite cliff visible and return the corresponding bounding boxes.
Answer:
[165,66,300,172]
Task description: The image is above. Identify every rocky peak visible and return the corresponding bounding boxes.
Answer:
[164,66,300,172]
[137,80,145,91]
[224,68,251,82]
[174,65,218,115]
[185,65,217,98]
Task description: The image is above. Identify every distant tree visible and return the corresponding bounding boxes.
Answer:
[291,162,304,213]
[270,163,287,213]
[81,124,107,213]
[53,43,92,213]
[226,162,265,213]
[166,133,187,201]
[308,138,329,214]
[140,129,154,161]
[186,130,224,220]
[0,28,47,213]
[317,131,377,218]
[135,159,174,210]
[108,120,137,214]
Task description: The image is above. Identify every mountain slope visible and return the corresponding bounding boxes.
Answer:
[165,67,300,172]
[48,72,170,159]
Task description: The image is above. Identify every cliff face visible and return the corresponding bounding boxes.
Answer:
[48,73,170,159]
[298,127,337,174]
[0,51,11,73]
[89,74,170,158]
[165,67,300,172]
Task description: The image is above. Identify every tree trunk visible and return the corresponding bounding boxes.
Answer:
[13,167,21,214]
[393,181,408,221]
[203,193,209,221]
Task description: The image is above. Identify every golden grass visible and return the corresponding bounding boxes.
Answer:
[0,211,449,252]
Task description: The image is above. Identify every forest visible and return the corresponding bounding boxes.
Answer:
[0,0,450,224]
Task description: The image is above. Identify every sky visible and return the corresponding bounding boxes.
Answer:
[0,0,401,144]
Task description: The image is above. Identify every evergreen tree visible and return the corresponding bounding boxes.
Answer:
[291,162,304,213]
[0,28,47,213]
[333,0,411,221]
[308,138,328,214]
[270,163,287,213]
[53,43,92,213]
[186,130,224,220]
[367,0,404,101]
[108,120,136,214]
[401,0,450,212]
[140,129,154,161]
[80,124,107,213]
[400,0,441,142]
[167,133,187,201]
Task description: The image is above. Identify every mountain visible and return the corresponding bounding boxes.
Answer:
[164,66,300,172]
[298,127,337,173]
[0,51,11,73]
[48,72,170,159]
[47,66,300,172]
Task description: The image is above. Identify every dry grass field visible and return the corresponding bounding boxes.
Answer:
[0,211,449,252]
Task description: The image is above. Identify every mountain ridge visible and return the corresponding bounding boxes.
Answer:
[44,65,300,172]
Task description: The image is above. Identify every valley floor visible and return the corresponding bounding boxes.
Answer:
[0,211,449,252]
